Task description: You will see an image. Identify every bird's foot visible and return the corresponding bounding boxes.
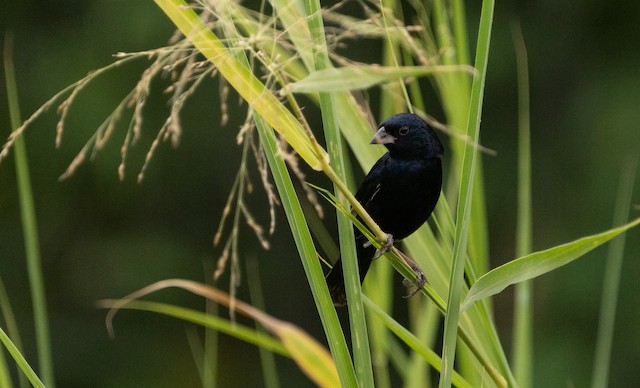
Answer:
[397,251,426,299]
[403,270,426,299]
[373,234,394,259]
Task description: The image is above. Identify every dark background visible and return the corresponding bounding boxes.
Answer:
[1,1,639,387]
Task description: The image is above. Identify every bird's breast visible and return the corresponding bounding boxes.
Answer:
[366,158,442,240]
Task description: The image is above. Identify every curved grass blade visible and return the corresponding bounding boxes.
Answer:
[99,299,289,356]
[275,322,340,388]
[462,218,640,311]
[0,328,44,388]
[102,279,340,388]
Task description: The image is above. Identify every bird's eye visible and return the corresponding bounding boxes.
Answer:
[398,126,409,136]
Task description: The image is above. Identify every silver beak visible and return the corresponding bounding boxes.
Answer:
[370,126,396,145]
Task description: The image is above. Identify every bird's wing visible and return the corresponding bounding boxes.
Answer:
[355,153,389,208]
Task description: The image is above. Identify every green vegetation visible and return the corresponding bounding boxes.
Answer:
[1,0,638,387]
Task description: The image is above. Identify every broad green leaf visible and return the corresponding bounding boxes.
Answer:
[462,218,640,311]
[288,65,473,93]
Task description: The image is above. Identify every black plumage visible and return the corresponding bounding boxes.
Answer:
[326,113,443,306]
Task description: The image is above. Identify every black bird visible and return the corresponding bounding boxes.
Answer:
[326,113,443,306]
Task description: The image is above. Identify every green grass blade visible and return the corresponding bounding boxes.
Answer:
[0,327,45,388]
[102,300,289,356]
[288,65,473,93]
[511,19,533,388]
[363,297,472,388]
[268,0,314,71]
[404,300,439,388]
[254,119,358,386]
[334,85,511,386]
[463,218,640,310]
[591,157,637,388]
[451,0,471,67]
[368,14,396,376]
[275,323,340,388]
[438,1,495,387]
[4,33,56,388]
[0,278,28,388]
[304,0,374,384]
[184,5,357,384]
[103,280,341,388]
[0,325,11,388]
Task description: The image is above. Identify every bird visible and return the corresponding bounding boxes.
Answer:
[325,113,443,306]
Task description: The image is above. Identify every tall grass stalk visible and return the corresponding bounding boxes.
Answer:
[511,20,533,388]
[254,119,358,386]
[305,0,375,384]
[439,0,494,387]
[591,157,637,388]
[4,33,55,388]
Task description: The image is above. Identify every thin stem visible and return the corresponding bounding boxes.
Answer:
[591,156,637,388]
[4,32,56,388]
[511,19,533,388]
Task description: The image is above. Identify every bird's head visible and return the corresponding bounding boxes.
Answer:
[371,113,443,159]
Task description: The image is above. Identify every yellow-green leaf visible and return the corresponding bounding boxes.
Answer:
[274,323,340,388]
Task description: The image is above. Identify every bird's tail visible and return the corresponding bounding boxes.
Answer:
[325,260,348,307]
[325,239,376,307]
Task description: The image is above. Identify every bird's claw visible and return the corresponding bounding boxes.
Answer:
[400,256,426,298]
[403,270,426,299]
[373,234,394,260]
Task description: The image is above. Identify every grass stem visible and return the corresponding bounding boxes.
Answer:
[4,32,55,388]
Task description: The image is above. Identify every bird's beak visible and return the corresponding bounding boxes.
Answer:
[370,126,396,145]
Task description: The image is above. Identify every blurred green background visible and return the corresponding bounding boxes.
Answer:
[1,0,639,387]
